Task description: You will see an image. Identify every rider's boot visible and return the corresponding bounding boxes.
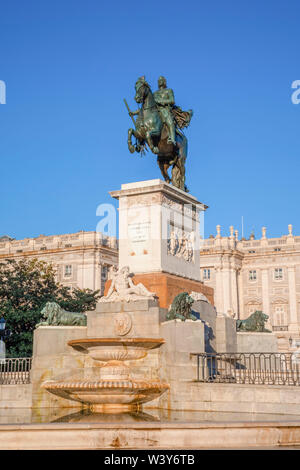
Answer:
[167,125,176,146]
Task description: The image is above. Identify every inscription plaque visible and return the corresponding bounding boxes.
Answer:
[128,222,150,256]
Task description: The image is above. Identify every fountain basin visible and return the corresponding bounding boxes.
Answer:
[68,337,165,362]
[42,337,169,412]
[42,378,169,412]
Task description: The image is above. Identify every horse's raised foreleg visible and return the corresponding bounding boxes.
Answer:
[128,128,136,154]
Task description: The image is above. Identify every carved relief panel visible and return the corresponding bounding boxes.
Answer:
[167,223,195,263]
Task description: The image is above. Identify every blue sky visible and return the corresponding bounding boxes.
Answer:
[0,0,299,241]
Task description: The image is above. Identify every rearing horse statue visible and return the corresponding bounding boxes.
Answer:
[126,76,193,192]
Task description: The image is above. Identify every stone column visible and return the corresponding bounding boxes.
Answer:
[94,256,101,291]
[261,269,271,329]
[77,252,84,289]
[237,268,243,319]
[215,265,224,314]
[288,266,299,332]
[99,262,105,296]
[222,267,231,315]
[231,267,239,318]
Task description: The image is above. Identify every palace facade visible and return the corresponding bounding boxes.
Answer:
[1,224,299,350]
[200,224,300,350]
[0,231,118,296]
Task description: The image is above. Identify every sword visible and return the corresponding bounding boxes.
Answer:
[124,98,136,126]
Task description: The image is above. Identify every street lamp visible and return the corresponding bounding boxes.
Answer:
[0,318,11,339]
[0,318,6,364]
[289,336,293,347]
[0,317,5,331]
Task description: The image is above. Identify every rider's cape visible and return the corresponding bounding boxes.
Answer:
[172,106,193,129]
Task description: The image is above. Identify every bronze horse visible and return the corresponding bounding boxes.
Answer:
[127,77,189,191]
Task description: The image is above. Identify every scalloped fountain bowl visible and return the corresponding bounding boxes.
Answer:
[42,337,169,412]
[68,337,164,363]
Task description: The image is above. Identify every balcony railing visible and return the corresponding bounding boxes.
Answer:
[191,353,300,386]
[0,358,32,385]
[272,325,288,332]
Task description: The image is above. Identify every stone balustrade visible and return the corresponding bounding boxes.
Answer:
[0,231,118,255]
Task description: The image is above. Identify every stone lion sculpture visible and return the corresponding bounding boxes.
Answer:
[166,292,197,321]
[36,302,87,327]
[236,311,271,332]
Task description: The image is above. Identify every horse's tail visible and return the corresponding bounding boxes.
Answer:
[176,129,188,162]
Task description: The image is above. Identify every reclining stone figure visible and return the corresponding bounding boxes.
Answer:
[100,266,156,302]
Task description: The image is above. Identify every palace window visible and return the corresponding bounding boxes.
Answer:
[249,270,257,281]
[203,268,211,280]
[100,265,109,295]
[101,265,108,281]
[273,305,287,326]
[274,268,283,280]
[64,265,72,277]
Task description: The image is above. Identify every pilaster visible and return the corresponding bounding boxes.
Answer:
[261,268,271,328]
[288,266,299,332]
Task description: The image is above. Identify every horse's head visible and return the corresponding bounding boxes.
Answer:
[134,76,151,104]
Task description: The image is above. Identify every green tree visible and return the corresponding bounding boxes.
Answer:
[0,258,100,357]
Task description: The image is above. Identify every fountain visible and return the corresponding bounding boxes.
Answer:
[40,269,170,412]
[42,337,169,412]
[2,180,300,450]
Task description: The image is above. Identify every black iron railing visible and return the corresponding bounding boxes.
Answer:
[0,358,32,385]
[191,353,300,386]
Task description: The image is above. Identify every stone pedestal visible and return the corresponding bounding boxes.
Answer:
[87,299,163,382]
[215,315,237,353]
[160,319,205,357]
[160,319,204,384]
[157,319,205,410]
[108,179,213,308]
[110,179,207,282]
[192,299,218,353]
[88,299,162,338]
[31,326,89,410]
[237,332,278,353]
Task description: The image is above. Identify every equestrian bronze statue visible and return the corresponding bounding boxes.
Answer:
[125,76,193,192]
